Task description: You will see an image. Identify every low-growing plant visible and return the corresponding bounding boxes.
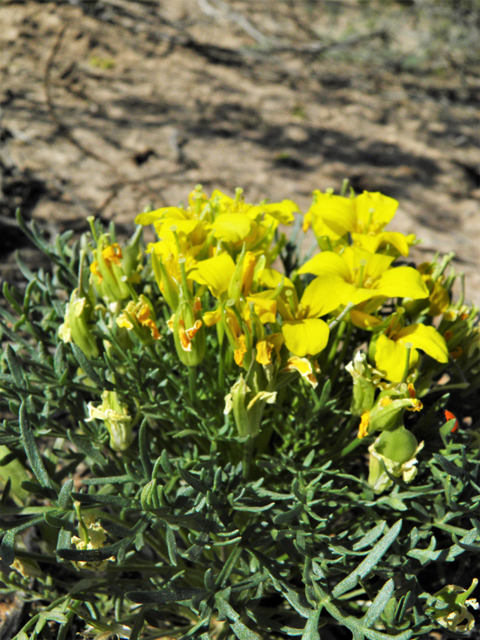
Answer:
[0,183,479,639]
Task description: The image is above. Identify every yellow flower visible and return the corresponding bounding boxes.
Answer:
[304,190,414,256]
[188,253,235,298]
[374,324,448,383]
[299,246,429,307]
[277,276,345,357]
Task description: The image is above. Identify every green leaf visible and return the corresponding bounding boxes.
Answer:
[0,530,15,565]
[126,587,209,604]
[57,479,74,509]
[302,606,321,640]
[70,491,136,508]
[21,480,57,501]
[54,342,66,379]
[139,419,153,477]
[6,345,25,387]
[58,539,126,562]
[353,522,386,551]
[177,464,207,494]
[166,523,177,566]
[332,520,402,597]
[273,502,303,524]
[433,454,464,478]
[19,401,55,491]
[70,343,106,388]
[231,619,261,640]
[362,579,394,627]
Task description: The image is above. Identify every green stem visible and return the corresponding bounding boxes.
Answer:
[242,437,256,481]
[329,322,353,387]
[188,366,197,405]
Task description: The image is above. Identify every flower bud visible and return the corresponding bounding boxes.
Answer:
[59,288,99,359]
[345,352,381,416]
[90,235,131,302]
[368,426,423,493]
[150,250,179,310]
[140,479,164,513]
[116,294,161,345]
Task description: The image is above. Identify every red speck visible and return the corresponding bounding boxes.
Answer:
[444,410,459,433]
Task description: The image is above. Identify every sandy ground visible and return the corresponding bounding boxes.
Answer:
[1,0,479,303]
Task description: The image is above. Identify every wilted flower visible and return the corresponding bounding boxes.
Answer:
[86,391,133,451]
[368,426,424,493]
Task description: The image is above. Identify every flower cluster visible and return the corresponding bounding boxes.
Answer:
[59,185,479,489]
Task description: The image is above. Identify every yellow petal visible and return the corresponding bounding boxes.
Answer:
[256,333,284,365]
[355,231,411,257]
[311,192,356,237]
[298,251,352,280]
[341,247,394,283]
[283,356,318,387]
[354,192,398,231]
[396,324,449,363]
[350,309,382,329]
[245,296,277,324]
[154,218,200,239]
[188,254,235,298]
[282,318,329,357]
[258,268,295,291]
[203,307,222,327]
[135,207,186,226]
[300,276,348,318]
[211,214,252,243]
[375,266,429,300]
[248,200,299,225]
[374,334,419,383]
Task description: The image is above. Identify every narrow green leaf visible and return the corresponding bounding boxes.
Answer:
[177,465,207,494]
[160,449,173,475]
[56,527,72,562]
[126,587,208,604]
[139,419,153,477]
[302,606,321,640]
[21,480,57,500]
[57,479,74,510]
[166,523,178,566]
[332,520,402,597]
[67,430,106,466]
[71,343,105,388]
[231,619,261,640]
[362,579,394,627]
[70,491,136,508]
[0,530,15,565]
[2,281,23,315]
[433,454,464,478]
[19,401,55,491]
[353,522,386,551]
[6,345,25,387]
[273,502,303,525]
[54,342,66,378]
[81,474,138,485]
